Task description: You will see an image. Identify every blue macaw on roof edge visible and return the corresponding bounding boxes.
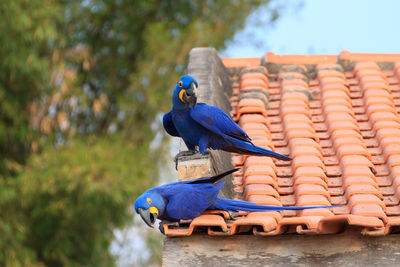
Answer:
[163,75,291,168]
[134,169,341,233]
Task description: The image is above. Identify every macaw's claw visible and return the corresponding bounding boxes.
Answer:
[174,150,198,170]
[158,223,165,235]
[159,220,180,234]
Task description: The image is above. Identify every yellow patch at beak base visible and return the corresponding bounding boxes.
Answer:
[179,89,186,103]
[149,206,159,215]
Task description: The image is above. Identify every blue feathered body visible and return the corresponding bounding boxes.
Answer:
[165,103,291,160]
[163,75,291,160]
[135,169,340,221]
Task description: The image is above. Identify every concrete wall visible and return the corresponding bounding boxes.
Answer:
[163,231,400,266]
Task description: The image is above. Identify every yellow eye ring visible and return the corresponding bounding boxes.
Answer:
[178,81,183,87]
[147,198,152,205]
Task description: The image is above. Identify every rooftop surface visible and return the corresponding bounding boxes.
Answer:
[165,50,400,237]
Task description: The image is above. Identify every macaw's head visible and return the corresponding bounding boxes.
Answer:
[172,75,198,109]
[134,190,166,228]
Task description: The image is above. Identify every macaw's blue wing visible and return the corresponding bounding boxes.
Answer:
[190,103,252,143]
[163,111,180,137]
[190,103,291,161]
[160,181,224,220]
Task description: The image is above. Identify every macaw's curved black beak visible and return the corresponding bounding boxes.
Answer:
[137,208,156,228]
[183,82,197,107]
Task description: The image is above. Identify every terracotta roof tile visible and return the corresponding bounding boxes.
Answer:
[265,52,337,65]
[166,51,400,236]
[222,57,261,68]
[341,51,400,62]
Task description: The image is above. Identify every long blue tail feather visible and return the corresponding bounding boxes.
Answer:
[223,135,292,161]
[210,198,341,212]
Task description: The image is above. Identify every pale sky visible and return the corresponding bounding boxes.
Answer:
[222,0,400,57]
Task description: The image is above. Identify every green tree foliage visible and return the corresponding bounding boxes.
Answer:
[0,0,61,176]
[20,137,158,266]
[0,0,279,266]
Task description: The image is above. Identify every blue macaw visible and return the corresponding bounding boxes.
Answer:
[163,75,291,165]
[134,169,340,233]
